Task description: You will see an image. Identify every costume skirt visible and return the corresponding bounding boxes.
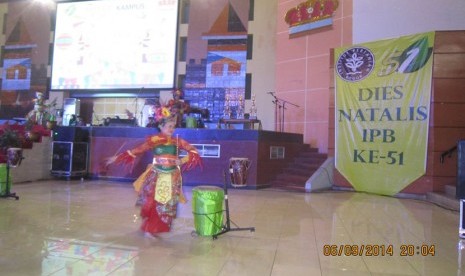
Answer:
[137,168,182,234]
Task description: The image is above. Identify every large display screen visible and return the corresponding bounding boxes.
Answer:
[51,0,179,92]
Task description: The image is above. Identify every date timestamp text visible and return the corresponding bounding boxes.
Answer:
[322,244,435,257]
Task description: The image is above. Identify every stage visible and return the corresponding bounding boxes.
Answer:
[52,126,305,188]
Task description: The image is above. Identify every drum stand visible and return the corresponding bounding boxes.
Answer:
[212,170,255,240]
[0,162,19,200]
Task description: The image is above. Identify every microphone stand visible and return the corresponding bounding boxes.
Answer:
[211,170,255,240]
[267,92,299,132]
[269,92,280,132]
[280,98,299,132]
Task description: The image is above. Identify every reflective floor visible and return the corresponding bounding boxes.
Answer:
[0,179,463,276]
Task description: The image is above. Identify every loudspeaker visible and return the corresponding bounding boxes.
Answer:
[51,142,88,177]
[108,118,137,127]
[53,126,89,142]
[457,140,465,199]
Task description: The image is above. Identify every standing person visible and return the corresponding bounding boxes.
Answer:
[107,105,202,238]
[167,88,190,128]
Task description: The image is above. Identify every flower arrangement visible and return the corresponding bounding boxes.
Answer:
[25,92,57,129]
[0,128,22,150]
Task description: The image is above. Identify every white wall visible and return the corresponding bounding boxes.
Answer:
[353,0,465,43]
[247,0,278,131]
[11,137,53,184]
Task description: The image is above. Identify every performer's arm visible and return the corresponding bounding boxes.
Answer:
[178,138,202,170]
[113,135,166,164]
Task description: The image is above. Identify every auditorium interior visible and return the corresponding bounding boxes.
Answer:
[1,0,465,275]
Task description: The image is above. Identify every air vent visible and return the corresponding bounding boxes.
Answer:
[270,146,285,159]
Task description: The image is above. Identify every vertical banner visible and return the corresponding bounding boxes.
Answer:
[335,32,435,196]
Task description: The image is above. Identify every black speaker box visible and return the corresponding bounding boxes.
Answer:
[51,142,88,177]
[53,126,89,142]
[457,140,465,199]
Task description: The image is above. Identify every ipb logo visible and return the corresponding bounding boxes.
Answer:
[336,47,374,82]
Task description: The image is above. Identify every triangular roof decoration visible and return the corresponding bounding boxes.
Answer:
[203,3,247,37]
[6,16,33,46]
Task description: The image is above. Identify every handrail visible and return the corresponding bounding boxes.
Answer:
[440,145,457,164]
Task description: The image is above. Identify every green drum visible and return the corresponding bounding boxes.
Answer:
[192,186,224,236]
[0,163,12,196]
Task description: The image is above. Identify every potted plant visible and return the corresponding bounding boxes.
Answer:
[0,128,22,150]
[0,128,24,197]
[23,119,41,142]
[46,114,57,130]
[24,93,57,140]
[0,128,23,164]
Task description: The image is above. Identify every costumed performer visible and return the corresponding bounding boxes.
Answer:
[107,105,202,238]
[167,88,190,128]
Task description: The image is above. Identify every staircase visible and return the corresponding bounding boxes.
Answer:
[426,185,459,211]
[269,144,327,192]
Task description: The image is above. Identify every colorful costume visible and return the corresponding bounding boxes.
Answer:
[116,133,201,234]
[167,89,190,128]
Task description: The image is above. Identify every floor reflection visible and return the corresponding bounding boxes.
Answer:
[0,179,461,275]
[42,237,138,275]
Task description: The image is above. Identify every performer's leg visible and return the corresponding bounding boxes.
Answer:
[140,184,171,234]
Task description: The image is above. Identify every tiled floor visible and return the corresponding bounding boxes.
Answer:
[0,179,463,275]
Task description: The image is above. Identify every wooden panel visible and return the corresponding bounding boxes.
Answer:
[328,107,335,126]
[328,126,335,152]
[432,103,465,127]
[432,78,465,103]
[428,127,465,152]
[333,170,352,188]
[256,141,303,185]
[329,71,335,89]
[434,31,465,54]
[405,176,455,194]
[329,48,335,68]
[328,88,335,107]
[429,151,457,177]
[431,176,456,192]
[433,53,465,78]
[400,176,433,195]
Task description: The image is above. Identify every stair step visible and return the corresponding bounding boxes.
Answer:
[294,157,326,164]
[270,185,307,193]
[269,144,327,192]
[300,144,313,151]
[293,162,322,171]
[269,180,307,192]
[276,174,308,183]
[445,185,456,197]
[426,192,459,211]
[283,167,318,176]
[298,152,327,158]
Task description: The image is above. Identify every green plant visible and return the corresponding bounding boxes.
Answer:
[48,113,56,122]
[25,96,58,128]
[0,129,22,150]
[24,118,35,131]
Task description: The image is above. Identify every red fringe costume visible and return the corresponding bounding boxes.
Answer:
[115,133,201,234]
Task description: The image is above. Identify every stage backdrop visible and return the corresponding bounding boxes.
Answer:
[335,31,435,196]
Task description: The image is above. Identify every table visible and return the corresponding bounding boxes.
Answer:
[219,118,262,130]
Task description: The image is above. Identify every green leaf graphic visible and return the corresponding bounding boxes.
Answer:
[398,37,433,73]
